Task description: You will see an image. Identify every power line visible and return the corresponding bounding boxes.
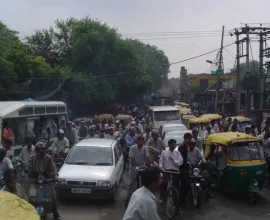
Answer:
[167,42,235,66]
[130,35,230,41]
[122,30,230,35]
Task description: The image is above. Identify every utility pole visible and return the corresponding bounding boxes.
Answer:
[235,31,241,112]
[215,25,225,112]
[259,31,264,109]
[245,26,250,113]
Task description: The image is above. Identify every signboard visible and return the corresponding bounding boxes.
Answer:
[211,70,224,75]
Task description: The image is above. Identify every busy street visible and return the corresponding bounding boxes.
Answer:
[2,1,270,220]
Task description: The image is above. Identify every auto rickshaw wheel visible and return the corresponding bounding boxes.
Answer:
[248,192,258,205]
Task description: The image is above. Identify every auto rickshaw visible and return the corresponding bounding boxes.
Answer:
[96,114,113,122]
[204,132,265,204]
[187,117,210,129]
[199,114,222,121]
[115,114,132,125]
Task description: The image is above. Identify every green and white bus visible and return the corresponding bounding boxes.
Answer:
[0,101,68,157]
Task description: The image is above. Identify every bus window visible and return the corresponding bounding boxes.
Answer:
[19,107,34,116]
[46,107,57,114]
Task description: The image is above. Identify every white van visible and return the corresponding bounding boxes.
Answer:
[149,106,181,129]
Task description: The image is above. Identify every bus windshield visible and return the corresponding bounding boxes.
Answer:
[154,111,180,121]
[230,142,264,161]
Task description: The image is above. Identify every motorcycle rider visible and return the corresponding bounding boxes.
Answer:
[125,127,138,147]
[187,138,204,167]
[88,126,99,138]
[78,120,88,139]
[28,141,61,220]
[106,127,115,139]
[65,121,78,147]
[50,129,69,154]
[0,148,13,180]
[146,130,165,153]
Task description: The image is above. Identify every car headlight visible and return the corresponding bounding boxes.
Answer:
[98,181,111,187]
[57,178,67,185]
[193,168,200,177]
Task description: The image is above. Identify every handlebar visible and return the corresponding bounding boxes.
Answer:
[135,167,147,172]
[161,169,180,175]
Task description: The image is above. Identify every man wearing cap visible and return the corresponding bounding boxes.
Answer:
[50,129,69,154]
[65,121,78,147]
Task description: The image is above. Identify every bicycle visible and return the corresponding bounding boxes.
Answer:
[161,169,181,220]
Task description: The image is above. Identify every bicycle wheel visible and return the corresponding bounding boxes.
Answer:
[164,186,179,219]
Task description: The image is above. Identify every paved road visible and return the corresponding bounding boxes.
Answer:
[55,173,270,220]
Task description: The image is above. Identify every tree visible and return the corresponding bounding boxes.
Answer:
[0,21,54,98]
[126,39,170,91]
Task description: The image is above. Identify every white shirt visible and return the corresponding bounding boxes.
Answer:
[19,145,35,166]
[123,186,161,220]
[0,157,13,178]
[159,148,183,171]
[204,130,215,139]
[198,128,206,139]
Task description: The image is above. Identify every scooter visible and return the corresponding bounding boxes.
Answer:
[189,166,203,208]
[27,172,55,219]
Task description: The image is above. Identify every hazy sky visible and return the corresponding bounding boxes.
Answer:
[1,0,269,78]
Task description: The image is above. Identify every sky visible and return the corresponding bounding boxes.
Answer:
[1,0,269,78]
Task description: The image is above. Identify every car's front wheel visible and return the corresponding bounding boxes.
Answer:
[108,184,118,204]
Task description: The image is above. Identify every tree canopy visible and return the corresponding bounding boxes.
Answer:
[0,17,170,114]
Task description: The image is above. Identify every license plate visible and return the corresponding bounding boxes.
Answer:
[71,188,91,194]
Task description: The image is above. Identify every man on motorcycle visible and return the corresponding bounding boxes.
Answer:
[28,141,61,220]
[0,148,13,180]
[50,129,69,154]
[105,127,115,139]
[146,130,165,153]
[125,127,138,147]
[88,126,99,138]
[187,138,204,167]
[65,121,78,147]
[78,120,88,139]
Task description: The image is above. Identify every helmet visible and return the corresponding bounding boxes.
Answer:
[151,129,159,136]
[58,129,65,135]
[0,148,6,162]
[131,121,136,125]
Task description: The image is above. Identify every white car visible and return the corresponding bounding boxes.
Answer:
[161,123,187,137]
[56,138,124,203]
[163,129,191,146]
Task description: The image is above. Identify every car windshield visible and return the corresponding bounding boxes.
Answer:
[163,126,187,134]
[154,111,180,121]
[230,142,264,161]
[66,146,113,165]
[164,132,185,145]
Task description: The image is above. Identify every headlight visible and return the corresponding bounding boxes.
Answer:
[37,175,45,184]
[98,181,111,187]
[57,178,66,185]
[193,168,200,177]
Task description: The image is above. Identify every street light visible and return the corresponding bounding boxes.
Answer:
[206,60,213,64]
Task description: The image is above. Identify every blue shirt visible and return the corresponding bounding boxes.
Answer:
[125,134,138,146]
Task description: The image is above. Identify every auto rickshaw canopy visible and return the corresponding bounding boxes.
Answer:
[115,114,132,123]
[199,114,222,120]
[225,116,252,123]
[206,132,260,145]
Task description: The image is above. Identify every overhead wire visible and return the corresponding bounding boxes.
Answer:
[130,35,230,41]
[167,42,235,66]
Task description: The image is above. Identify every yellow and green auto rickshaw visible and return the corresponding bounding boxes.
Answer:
[187,117,210,129]
[205,132,265,204]
[96,114,113,122]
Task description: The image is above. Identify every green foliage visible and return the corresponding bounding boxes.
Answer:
[1,17,169,109]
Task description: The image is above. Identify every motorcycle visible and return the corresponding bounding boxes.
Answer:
[189,165,204,208]
[47,149,68,171]
[27,172,56,219]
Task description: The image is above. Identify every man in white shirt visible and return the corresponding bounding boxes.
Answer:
[50,129,69,154]
[204,126,215,139]
[198,123,206,139]
[19,137,35,166]
[159,139,183,201]
[0,148,13,179]
[123,167,162,220]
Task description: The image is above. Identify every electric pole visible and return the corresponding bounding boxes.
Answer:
[215,25,225,112]
[259,31,264,109]
[235,31,241,112]
[245,26,250,114]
